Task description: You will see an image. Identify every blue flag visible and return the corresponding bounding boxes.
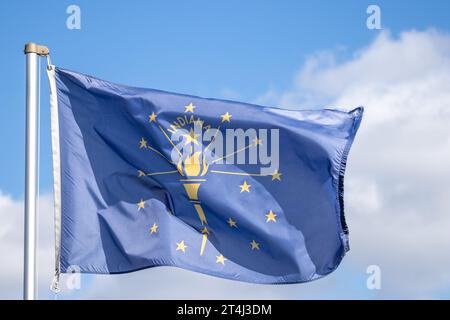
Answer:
[47,66,363,284]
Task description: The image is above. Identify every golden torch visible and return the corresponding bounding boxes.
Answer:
[177,151,210,255]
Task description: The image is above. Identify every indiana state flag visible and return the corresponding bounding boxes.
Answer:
[47,65,363,285]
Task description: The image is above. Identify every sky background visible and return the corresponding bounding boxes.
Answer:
[1,0,450,299]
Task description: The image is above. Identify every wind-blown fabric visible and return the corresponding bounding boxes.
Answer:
[48,66,363,284]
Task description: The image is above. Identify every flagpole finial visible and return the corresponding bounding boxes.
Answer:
[24,42,49,56]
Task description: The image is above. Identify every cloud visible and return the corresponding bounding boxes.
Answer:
[0,192,55,299]
[0,192,369,300]
[1,29,449,299]
[258,29,450,298]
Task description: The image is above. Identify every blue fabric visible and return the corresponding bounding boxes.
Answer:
[54,67,363,284]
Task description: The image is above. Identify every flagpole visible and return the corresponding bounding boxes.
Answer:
[23,42,49,300]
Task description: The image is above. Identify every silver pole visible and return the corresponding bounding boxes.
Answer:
[23,43,49,300]
[24,50,39,300]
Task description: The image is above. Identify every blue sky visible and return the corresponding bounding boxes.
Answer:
[1,1,450,299]
[2,0,450,197]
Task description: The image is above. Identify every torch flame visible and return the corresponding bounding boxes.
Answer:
[177,151,209,177]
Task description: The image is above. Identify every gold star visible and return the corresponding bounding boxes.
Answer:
[253,137,263,145]
[250,240,260,250]
[271,170,282,181]
[227,218,237,228]
[139,137,147,149]
[182,128,200,145]
[176,240,188,253]
[150,223,158,234]
[138,170,146,177]
[216,254,226,265]
[184,102,196,113]
[265,210,277,223]
[201,226,210,235]
[220,112,232,123]
[148,112,157,122]
[239,180,251,193]
[137,199,145,210]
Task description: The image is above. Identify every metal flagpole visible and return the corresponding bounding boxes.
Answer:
[23,42,49,300]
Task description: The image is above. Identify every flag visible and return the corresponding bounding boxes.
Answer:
[47,66,363,284]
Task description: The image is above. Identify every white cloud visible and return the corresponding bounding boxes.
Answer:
[0,192,361,300]
[0,192,55,299]
[259,29,450,298]
[2,29,450,299]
